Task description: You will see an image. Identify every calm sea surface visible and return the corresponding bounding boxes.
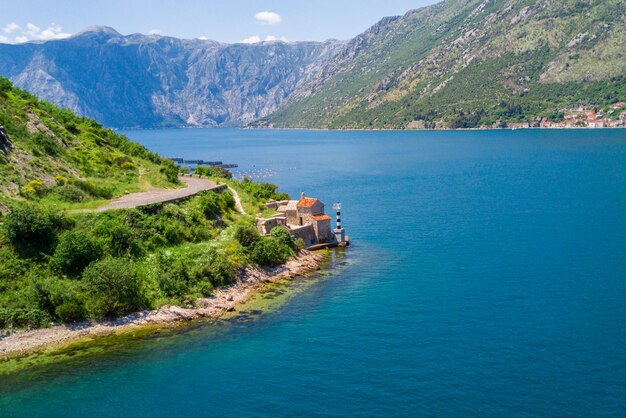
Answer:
[1,129,625,417]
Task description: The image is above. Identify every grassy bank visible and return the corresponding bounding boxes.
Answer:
[0,78,308,335]
[0,180,301,332]
[0,249,336,375]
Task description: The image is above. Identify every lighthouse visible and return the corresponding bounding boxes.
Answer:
[333,202,346,245]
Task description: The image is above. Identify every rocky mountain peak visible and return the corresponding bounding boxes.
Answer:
[77,25,122,36]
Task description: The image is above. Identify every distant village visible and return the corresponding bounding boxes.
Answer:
[494,102,626,130]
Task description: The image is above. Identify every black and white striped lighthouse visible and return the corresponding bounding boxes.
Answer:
[333,202,346,244]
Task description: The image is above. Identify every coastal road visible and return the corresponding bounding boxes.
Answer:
[98,176,220,211]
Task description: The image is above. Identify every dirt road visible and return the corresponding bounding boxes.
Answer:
[98,176,219,211]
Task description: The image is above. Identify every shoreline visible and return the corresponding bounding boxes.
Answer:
[121,125,626,132]
[0,250,325,361]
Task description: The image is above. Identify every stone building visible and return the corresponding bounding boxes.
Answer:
[256,192,334,247]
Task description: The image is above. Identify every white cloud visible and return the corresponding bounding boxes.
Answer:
[240,34,288,44]
[240,35,262,44]
[198,36,209,41]
[148,29,162,35]
[264,35,288,42]
[26,23,40,34]
[3,22,20,33]
[38,24,71,40]
[0,35,8,43]
[255,11,282,25]
[1,22,71,43]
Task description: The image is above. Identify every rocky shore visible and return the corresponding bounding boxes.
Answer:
[0,250,324,360]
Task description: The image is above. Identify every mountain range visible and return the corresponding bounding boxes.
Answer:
[0,26,342,128]
[0,0,624,129]
[265,0,625,128]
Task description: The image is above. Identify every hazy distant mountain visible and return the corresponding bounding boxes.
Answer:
[1,0,624,130]
[0,26,342,128]
[263,0,626,129]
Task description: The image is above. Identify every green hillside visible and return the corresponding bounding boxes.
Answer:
[0,77,179,210]
[262,0,626,129]
[0,79,297,332]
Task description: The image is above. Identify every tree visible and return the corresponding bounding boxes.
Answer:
[234,224,261,249]
[270,226,296,250]
[82,258,143,319]
[51,231,103,277]
[251,237,294,267]
[3,206,57,257]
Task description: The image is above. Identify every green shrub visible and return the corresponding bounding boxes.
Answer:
[197,191,235,218]
[251,237,294,267]
[234,224,260,248]
[198,193,222,219]
[51,231,103,277]
[270,226,296,250]
[163,222,187,245]
[30,276,86,321]
[82,258,143,319]
[194,166,233,179]
[93,219,143,258]
[70,179,113,199]
[190,250,235,289]
[239,178,290,201]
[0,307,53,330]
[55,184,87,202]
[30,133,62,156]
[206,253,235,287]
[0,77,12,95]
[221,191,236,211]
[55,300,86,323]
[160,162,180,184]
[295,238,305,251]
[120,161,138,170]
[157,259,191,298]
[21,179,47,198]
[3,206,58,257]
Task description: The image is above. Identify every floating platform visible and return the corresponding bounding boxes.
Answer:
[168,158,238,168]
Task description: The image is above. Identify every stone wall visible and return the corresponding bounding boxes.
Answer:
[290,224,316,247]
[265,200,288,210]
[313,218,333,243]
[256,216,287,235]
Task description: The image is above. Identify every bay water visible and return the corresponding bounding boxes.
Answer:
[1,129,625,416]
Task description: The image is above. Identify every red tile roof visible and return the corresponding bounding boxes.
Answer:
[297,198,319,208]
[312,215,331,221]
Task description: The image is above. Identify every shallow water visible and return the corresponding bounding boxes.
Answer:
[1,128,625,417]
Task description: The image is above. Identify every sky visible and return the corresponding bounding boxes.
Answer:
[1,0,439,44]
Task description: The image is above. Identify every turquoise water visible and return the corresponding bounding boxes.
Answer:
[2,129,626,416]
